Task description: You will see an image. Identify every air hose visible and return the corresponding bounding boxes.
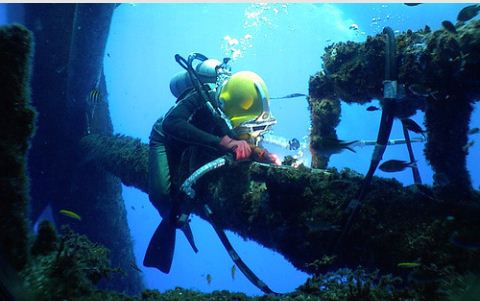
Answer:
[175,53,215,106]
[180,156,279,295]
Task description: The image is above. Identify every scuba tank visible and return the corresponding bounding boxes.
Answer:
[169,57,223,98]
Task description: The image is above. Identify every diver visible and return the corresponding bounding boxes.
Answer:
[144,53,279,273]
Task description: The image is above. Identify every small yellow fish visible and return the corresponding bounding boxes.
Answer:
[206,273,212,285]
[59,209,82,221]
[231,264,236,280]
[398,262,421,268]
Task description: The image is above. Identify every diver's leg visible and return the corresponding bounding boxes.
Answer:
[148,140,172,218]
[145,140,177,272]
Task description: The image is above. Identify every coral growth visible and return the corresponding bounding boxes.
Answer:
[21,225,119,301]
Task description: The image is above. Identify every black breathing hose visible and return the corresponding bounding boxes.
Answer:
[333,27,397,253]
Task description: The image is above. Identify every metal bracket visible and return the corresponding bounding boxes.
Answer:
[383,80,397,99]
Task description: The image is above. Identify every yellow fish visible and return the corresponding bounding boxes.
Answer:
[231,265,236,280]
[397,262,421,268]
[206,274,212,285]
[59,209,82,221]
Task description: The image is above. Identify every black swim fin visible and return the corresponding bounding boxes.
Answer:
[143,217,176,273]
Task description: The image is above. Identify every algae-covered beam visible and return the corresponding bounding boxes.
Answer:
[80,133,480,275]
[0,24,37,270]
[308,20,480,197]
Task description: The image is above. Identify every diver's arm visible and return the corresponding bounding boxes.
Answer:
[213,114,237,139]
[162,93,223,149]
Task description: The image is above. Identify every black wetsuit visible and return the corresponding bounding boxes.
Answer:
[148,88,234,216]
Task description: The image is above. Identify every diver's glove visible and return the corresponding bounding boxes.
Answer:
[250,145,281,165]
[219,135,252,160]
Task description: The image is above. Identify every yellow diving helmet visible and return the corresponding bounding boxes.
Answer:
[218,71,276,141]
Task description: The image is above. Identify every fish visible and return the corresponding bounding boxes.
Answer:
[408,84,432,97]
[401,118,426,135]
[379,159,416,172]
[87,88,102,105]
[270,93,307,100]
[206,273,212,285]
[129,261,142,273]
[87,87,102,119]
[231,265,236,280]
[311,138,358,156]
[404,3,422,6]
[468,127,479,135]
[441,20,457,34]
[59,209,82,221]
[463,140,475,152]
[288,138,300,150]
[457,4,480,22]
[366,105,380,111]
[349,24,359,30]
[398,262,421,268]
[131,205,136,211]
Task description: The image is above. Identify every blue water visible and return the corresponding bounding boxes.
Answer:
[1,2,479,296]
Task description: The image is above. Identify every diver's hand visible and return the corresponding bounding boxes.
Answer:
[250,145,281,165]
[219,135,252,160]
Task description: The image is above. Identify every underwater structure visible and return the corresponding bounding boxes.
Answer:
[2,3,480,300]
[78,17,480,297]
[308,19,480,201]
[2,4,143,294]
[0,23,36,272]
[80,133,480,277]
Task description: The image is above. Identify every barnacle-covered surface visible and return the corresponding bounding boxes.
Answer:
[308,20,480,196]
